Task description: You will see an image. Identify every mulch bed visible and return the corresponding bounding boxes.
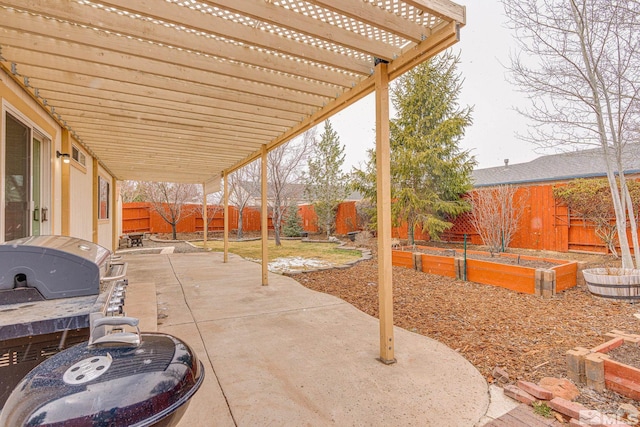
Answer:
[294,243,640,413]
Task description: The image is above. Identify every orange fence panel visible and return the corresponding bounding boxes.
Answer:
[122,202,151,233]
[122,203,272,234]
[335,201,358,234]
[299,205,318,233]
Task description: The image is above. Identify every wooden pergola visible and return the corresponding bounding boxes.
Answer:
[0,0,465,363]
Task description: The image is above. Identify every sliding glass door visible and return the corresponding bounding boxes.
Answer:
[4,113,30,241]
[3,113,51,242]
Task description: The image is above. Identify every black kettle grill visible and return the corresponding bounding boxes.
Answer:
[0,316,204,427]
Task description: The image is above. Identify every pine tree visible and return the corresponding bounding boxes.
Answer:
[305,120,350,238]
[283,204,304,237]
[352,51,475,244]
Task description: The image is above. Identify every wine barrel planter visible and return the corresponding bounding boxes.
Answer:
[582,268,640,302]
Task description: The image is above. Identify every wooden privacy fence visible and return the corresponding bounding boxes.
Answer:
[399,184,636,255]
[123,184,631,255]
[297,201,359,235]
[122,202,268,234]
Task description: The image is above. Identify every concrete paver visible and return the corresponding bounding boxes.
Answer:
[124,252,491,426]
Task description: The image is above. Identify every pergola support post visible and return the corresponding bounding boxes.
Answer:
[223,172,229,263]
[375,61,396,364]
[202,182,208,247]
[261,145,269,286]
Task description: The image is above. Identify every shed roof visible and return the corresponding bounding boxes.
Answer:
[472,144,640,187]
[0,0,465,187]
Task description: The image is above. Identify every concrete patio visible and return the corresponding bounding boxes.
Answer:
[123,252,499,426]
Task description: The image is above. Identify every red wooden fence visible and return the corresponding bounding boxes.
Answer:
[122,203,271,234]
[122,183,634,255]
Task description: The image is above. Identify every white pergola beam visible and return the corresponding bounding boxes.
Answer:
[0,37,335,103]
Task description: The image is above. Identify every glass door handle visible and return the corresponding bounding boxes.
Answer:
[42,207,48,222]
[33,207,40,222]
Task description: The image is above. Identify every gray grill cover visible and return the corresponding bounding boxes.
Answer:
[0,236,109,299]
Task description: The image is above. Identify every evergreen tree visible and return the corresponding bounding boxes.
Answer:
[283,204,304,237]
[352,51,475,244]
[305,120,350,238]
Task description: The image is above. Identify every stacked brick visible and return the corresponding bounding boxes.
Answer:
[503,380,631,426]
[567,331,640,399]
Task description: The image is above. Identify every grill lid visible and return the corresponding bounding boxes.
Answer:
[0,331,204,427]
[3,235,111,268]
[0,236,110,299]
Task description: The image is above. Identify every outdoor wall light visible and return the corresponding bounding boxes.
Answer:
[56,150,71,164]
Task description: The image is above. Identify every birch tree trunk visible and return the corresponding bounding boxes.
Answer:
[503,0,640,268]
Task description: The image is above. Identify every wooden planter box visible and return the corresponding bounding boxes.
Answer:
[391,247,577,296]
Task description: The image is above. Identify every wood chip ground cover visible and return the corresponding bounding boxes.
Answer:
[294,247,640,412]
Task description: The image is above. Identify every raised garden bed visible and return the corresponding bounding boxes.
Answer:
[391,245,578,296]
[568,332,640,401]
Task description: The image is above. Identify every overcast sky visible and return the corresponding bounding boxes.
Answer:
[328,0,540,172]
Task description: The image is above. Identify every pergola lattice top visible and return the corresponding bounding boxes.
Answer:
[0,0,465,186]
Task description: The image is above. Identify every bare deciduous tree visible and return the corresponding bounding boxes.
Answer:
[196,188,223,233]
[503,0,640,268]
[120,180,144,203]
[228,160,260,239]
[268,130,314,246]
[141,182,199,240]
[469,185,527,254]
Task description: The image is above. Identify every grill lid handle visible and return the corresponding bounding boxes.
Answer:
[101,261,128,283]
[93,316,139,328]
[89,314,141,347]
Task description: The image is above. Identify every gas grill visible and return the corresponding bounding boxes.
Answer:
[0,235,128,408]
